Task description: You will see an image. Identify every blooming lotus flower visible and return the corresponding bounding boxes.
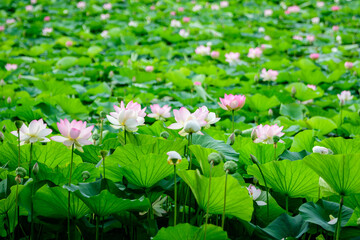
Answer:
[293,35,303,41]
[44,16,51,21]
[193,106,220,129]
[195,45,211,56]
[328,215,338,225]
[167,151,182,165]
[307,84,317,90]
[168,107,206,136]
[194,81,201,86]
[211,4,220,10]
[170,11,176,16]
[178,7,184,12]
[128,21,138,27]
[25,5,33,11]
[247,47,262,59]
[5,63,17,71]
[220,1,229,8]
[6,19,16,24]
[264,9,273,17]
[260,68,278,82]
[0,26,4,31]
[258,27,265,33]
[225,52,240,66]
[337,90,353,105]
[11,119,52,145]
[332,26,339,31]
[285,5,300,14]
[252,124,285,144]
[317,1,325,8]
[145,66,154,72]
[100,30,109,38]
[182,17,191,23]
[345,62,353,69]
[103,3,112,10]
[211,51,220,58]
[247,185,266,206]
[150,5,155,10]
[306,35,315,42]
[66,41,73,47]
[170,19,182,28]
[192,5,202,12]
[51,119,94,152]
[107,101,146,132]
[310,53,319,60]
[77,1,86,9]
[313,146,333,155]
[148,104,171,120]
[331,6,340,11]
[311,17,320,24]
[101,13,110,20]
[42,27,53,36]
[31,0,37,4]
[218,94,246,111]
[179,29,189,38]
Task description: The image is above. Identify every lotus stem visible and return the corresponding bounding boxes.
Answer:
[231,110,235,133]
[14,128,21,238]
[183,133,193,222]
[335,195,344,240]
[339,105,343,127]
[204,161,214,240]
[96,215,100,240]
[29,143,33,178]
[222,171,228,229]
[99,119,103,145]
[30,174,36,240]
[273,143,277,161]
[285,194,289,214]
[68,144,75,240]
[174,165,177,226]
[253,161,269,218]
[124,129,127,145]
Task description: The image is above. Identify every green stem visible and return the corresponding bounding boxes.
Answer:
[339,105,343,127]
[274,143,277,161]
[5,212,11,240]
[231,110,235,133]
[30,174,36,240]
[29,143,33,178]
[174,165,177,226]
[103,156,105,179]
[182,133,193,222]
[17,128,20,167]
[124,129,127,145]
[99,119,103,145]
[221,171,228,229]
[14,128,21,238]
[96,215,99,240]
[254,161,269,218]
[335,195,344,240]
[204,162,213,240]
[68,144,75,240]
[285,194,289,214]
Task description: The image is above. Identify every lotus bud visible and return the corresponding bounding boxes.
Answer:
[167,151,182,165]
[82,171,91,181]
[291,87,296,97]
[7,97,11,104]
[108,70,114,78]
[32,162,39,176]
[2,125,6,132]
[208,152,222,166]
[100,150,108,159]
[0,79,5,86]
[15,120,23,129]
[16,167,27,178]
[312,146,333,155]
[268,109,273,117]
[92,133,100,141]
[0,132,4,142]
[254,74,259,83]
[100,111,107,119]
[273,136,280,144]
[160,131,170,139]
[250,154,260,164]
[223,161,237,174]
[227,133,235,145]
[184,120,200,134]
[234,129,242,136]
[251,128,257,141]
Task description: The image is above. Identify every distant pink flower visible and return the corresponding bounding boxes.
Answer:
[260,68,278,81]
[77,1,86,9]
[148,104,171,120]
[285,5,300,14]
[194,81,202,86]
[211,51,220,58]
[247,47,262,59]
[171,19,182,27]
[145,66,154,72]
[42,27,53,36]
[316,2,325,8]
[310,53,319,60]
[307,84,317,90]
[220,1,229,8]
[44,16,51,21]
[51,119,94,152]
[195,45,211,55]
[311,17,320,24]
[332,26,339,31]
[345,62,353,69]
[168,107,207,136]
[179,29,189,38]
[252,124,285,144]
[103,3,112,10]
[178,7,184,12]
[183,17,191,23]
[101,13,110,20]
[26,5,34,11]
[170,11,176,16]
[293,35,303,41]
[331,6,340,11]
[225,52,240,65]
[31,0,37,3]
[218,94,246,111]
[150,5,155,10]
[5,63,17,71]
[6,19,16,24]
[101,30,109,38]
[0,26,4,31]
[264,35,271,41]
[66,41,73,47]
[306,35,315,42]
[211,4,220,10]
[337,90,353,105]
[264,9,273,17]
[11,119,52,145]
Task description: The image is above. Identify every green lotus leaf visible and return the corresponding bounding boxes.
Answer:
[306,117,337,135]
[289,130,315,152]
[315,137,360,155]
[246,94,280,112]
[189,145,225,177]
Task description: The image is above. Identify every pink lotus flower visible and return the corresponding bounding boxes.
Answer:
[307,84,317,90]
[145,66,154,72]
[178,7,184,12]
[148,104,171,120]
[5,63,17,71]
[195,45,211,55]
[264,9,273,17]
[44,16,51,21]
[11,119,52,145]
[106,101,146,132]
[182,17,191,23]
[211,51,220,58]
[260,68,278,82]
[179,29,189,38]
[101,30,109,38]
[26,5,34,12]
[0,26,4,31]
[101,13,110,20]
[345,62,353,69]
[220,1,229,8]
[247,47,262,59]
[306,35,315,42]
[42,27,53,36]
[252,124,285,144]
[168,107,207,136]
[193,106,220,129]
[225,52,240,65]
[77,1,86,9]
[316,1,325,8]
[332,26,339,31]
[103,3,112,10]
[247,184,266,206]
[66,41,73,47]
[211,4,220,10]
[170,19,182,28]
[170,11,176,16]
[31,0,37,4]
[218,94,246,111]
[6,19,16,24]
[337,91,353,105]
[194,81,202,86]
[285,5,300,14]
[310,53,319,60]
[331,6,340,11]
[311,17,320,24]
[293,35,303,41]
[51,119,94,152]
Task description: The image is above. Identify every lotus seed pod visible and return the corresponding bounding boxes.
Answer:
[100,150,108,159]
[160,131,170,139]
[227,133,235,145]
[32,162,39,176]
[223,161,237,174]
[234,129,242,136]
[92,133,100,141]
[16,167,27,178]
[208,152,222,166]
[82,171,91,181]
[15,120,24,129]
[273,136,280,144]
[100,111,107,118]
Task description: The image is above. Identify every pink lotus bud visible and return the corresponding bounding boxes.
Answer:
[306,35,315,42]
[183,17,191,23]
[25,5,34,12]
[345,62,353,69]
[332,26,339,32]
[194,81,201,86]
[31,0,37,4]
[44,16,51,21]
[7,97,11,104]
[310,53,319,60]
[307,84,317,90]
[145,66,154,72]
[211,51,220,58]
[0,26,4,31]
[178,7,184,12]
[150,5,155,10]
[331,6,340,11]
[66,41,73,47]
[170,11,176,16]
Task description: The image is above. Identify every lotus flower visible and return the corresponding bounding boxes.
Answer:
[170,19,182,28]
[193,106,220,129]
[331,6,340,11]
[167,151,182,165]
[247,47,262,59]
[332,26,339,31]
[310,53,319,60]
[285,5,300,14]
[145,66,154,72]
[225,52,240,65]
[220,1,229,8]
[148,104,171,120]
[42,27,53,36]
[313,146,333,155]
[25,5,33,11]
[252,124,285,144]
[306,35,315,42]
[264,9,273,17]
[293,35,303,41]
[218,94,246,111]
[307,84,317,90]
[345,62,353,69]
[179,29,189,38]
[247,185,266,206]
[195,45,211,55]
[211,51,220,58]
[77,1,86,9]
[260,68,278,81]
[103,3,112,10]
[106,101,146,132]
[11,119,52,145]
[5,63,17,71]
[168,107,206,136]
[337,90,353,105]
[51,119,94,152]
[317,2,324,8]
[182,17,191,23]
